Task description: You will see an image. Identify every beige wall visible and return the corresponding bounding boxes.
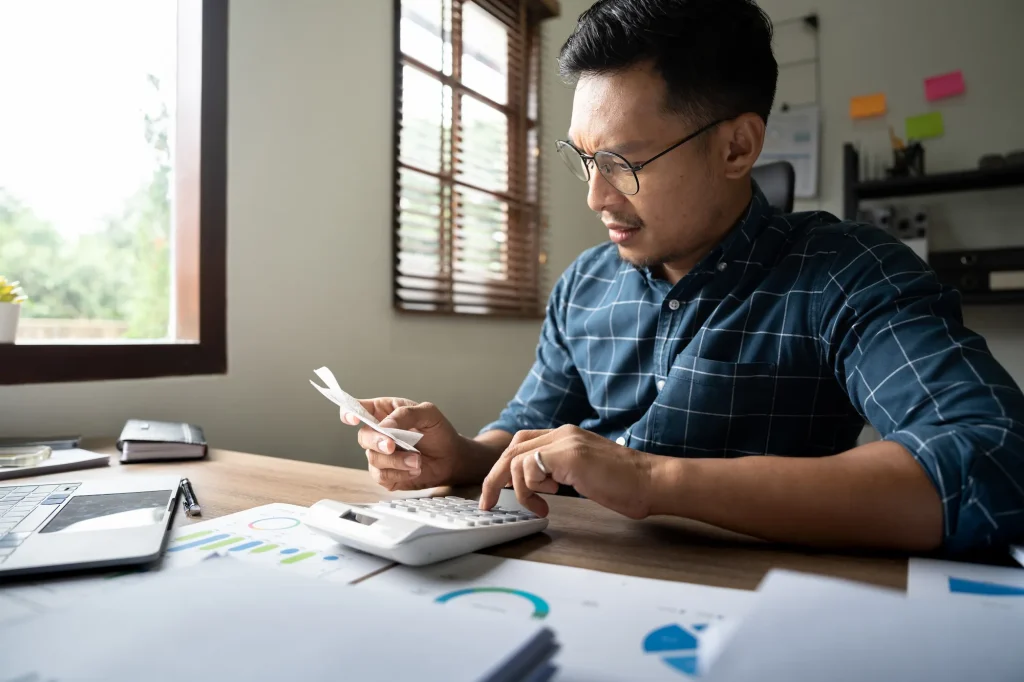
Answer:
[0,0,600,467]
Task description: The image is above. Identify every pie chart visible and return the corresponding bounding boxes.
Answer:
[643,623,708,677]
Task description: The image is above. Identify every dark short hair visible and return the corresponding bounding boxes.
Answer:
[558,0,778,124]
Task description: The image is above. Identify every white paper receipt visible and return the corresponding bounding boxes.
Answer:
[310,366,424,452]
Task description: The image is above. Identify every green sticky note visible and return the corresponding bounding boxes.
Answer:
[906,112,944,140]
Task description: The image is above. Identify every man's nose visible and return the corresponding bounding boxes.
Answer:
[586,167,625,215]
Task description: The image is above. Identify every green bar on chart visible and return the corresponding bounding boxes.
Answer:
[250,544,279,554]
[280,551,316,565]
[173,529,214,543]
[199,537,246,550]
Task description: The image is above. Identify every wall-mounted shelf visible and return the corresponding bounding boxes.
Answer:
[844,144,1024,216]
[843,143,1024,306]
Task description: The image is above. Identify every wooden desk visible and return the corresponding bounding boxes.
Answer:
[20,447,909,591]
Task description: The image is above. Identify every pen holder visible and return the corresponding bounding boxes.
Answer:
[0,301,21,344]
[888,143,926,178]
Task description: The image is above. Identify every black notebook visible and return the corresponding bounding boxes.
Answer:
[117,419,208,462]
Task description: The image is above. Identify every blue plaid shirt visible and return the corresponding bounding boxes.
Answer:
[483,185,1024,551]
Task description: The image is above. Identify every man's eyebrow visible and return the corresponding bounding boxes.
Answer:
[565,133,648,157]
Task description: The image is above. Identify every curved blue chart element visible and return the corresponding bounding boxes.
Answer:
[323,555,340,561]
[434,587,550,619]
[949,577,1024,596]
[279,548,300,555]
[664,656,699,676]
[643,623,707,678]
[644,624,698,653]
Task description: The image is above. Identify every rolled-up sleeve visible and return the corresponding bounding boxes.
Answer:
[480,266,594,435]
[817,226,1024,552]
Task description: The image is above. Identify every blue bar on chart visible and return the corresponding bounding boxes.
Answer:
[229,541,263,552]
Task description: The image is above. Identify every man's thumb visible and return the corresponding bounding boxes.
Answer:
[380,403,439,430]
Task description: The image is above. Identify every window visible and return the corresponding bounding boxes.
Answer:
[394,0,556,317]
[0,0,227,385]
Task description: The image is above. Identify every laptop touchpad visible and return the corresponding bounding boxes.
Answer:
[40,491,173,534]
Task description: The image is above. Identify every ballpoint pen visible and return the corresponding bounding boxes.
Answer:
[180,477,202,517]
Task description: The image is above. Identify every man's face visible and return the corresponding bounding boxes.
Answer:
[567,63,730,270]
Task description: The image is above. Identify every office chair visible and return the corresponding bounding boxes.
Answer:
[751,161,796,213]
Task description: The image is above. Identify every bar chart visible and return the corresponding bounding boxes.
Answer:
[164,503,390,582]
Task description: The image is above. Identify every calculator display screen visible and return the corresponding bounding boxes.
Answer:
[340,509,379,526]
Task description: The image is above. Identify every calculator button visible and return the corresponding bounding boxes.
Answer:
[34,485,58,494]
[15,487,38,493]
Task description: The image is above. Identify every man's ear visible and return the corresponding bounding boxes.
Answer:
[718,113,766,180]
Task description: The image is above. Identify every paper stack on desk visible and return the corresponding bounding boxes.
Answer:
[702,569,1024,682]
[0,557,559,682]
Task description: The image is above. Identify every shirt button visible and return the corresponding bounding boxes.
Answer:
[615,436,626,446]
[656,379,666,391]
[667,299,680,311]
[717,261,728,272]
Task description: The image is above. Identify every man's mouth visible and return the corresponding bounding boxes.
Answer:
[607,223,641,244]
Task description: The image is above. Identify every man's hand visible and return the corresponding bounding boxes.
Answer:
[479,425,655,519]
[341,398,467,491]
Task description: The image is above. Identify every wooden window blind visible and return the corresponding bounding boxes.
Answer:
[393,0,553,317]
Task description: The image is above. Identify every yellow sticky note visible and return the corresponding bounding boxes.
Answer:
[850,93,887,120]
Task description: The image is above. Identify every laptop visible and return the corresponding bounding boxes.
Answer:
[0,475,182,579]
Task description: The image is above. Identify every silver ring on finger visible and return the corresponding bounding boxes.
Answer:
[534,450,550,476]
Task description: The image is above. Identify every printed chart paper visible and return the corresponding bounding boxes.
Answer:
[358,553,755,681]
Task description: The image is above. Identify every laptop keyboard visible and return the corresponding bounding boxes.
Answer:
[0,483,81,563]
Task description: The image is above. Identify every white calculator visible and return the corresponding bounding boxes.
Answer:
[305,495,548,566]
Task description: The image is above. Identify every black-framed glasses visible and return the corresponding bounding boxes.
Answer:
[555,119,723,196]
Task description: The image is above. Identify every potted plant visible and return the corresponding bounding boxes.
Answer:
[0,275,27,344]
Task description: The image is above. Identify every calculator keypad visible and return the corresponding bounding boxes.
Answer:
[370,496,539,529]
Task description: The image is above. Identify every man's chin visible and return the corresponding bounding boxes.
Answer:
[616,245,657,271]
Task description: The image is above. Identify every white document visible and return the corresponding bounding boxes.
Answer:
[0,503,392,626]
[0,558,559,682]
[0,447,109,481]
[908,557,1024,612]
[310,366,423,452]
[357,552,755,681]
[703,569,1024,682]
[756,105,819,198]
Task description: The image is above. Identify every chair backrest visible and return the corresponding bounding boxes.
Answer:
[751,161,795,213]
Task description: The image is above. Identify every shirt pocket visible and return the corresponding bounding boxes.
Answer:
[649,355,777,457]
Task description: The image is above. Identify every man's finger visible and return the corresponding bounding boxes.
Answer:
[357,425,396,454]
[510,454,549,516]
[480,456,513,510]
[366,449,421,473]
[480,430,557,509]
[523,449,560,494]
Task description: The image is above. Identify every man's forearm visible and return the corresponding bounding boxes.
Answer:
[648,440,944,551]
[452,429,514,484]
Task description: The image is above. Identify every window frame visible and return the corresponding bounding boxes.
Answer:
[0,0,228,386]
[391,0,554,319]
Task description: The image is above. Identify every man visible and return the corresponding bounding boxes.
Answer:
[345,0,1024,552]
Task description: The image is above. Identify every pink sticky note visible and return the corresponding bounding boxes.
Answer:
[924,70,965,101]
